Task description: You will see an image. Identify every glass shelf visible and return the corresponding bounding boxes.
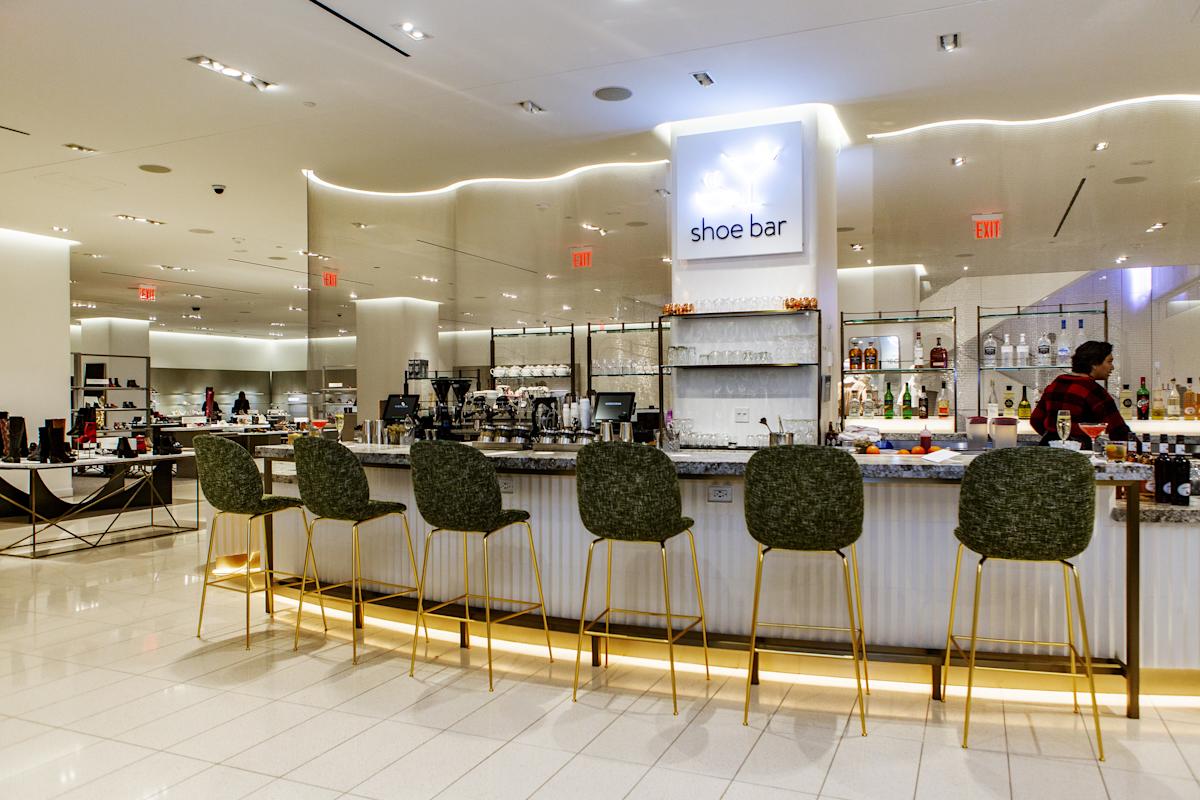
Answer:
[669,362,819,370]
[980,365,1069,372]
[492,327,574,338]
[978,306,1106,319]
[662,309,819,321]
[843,314,955,326]
[592,371,658,377]
[845,366,953,375]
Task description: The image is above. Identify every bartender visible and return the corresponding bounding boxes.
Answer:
[1030,340,1131,447]
[231,391,251,415]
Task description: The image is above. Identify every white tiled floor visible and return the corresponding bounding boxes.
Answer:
[1,488,1198,799]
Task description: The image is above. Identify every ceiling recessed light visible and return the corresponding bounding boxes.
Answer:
[1099,275,1108,280]
[288,305,304,312]
[116,214,166,225]
[950,156,965,167]
[349,292,358,299]
[866,259,872,265]
[501,292,518,299]
[393,21,430,40]
[63,143,97,153]
[293,285,312,291]
[593,86,633,102]
[463,312,473,316]
[1146,222,1166,232]
[155,264,196,272]
[138,164,172,173]
[963,265,969,271]
[562,304,572,311]
[51,225,69,232]
[338,328,349,335]
[80,252,103,259]
[182,313,202,320]
[1093,141,1110,151]
[298,250,331,260]
[516,319,527,326]
[661,257,672,264]
[691,71,714,87]
[187,55,275,90]
[1115,255,1129,264]
[850,243,864,252]
[148,315,157,321]
[270,322,286,327]
[937,33,960,52]
[268,331,284,337]
[655,188,671,198]
[181,292,206,299]
[517,100,545,114]
[71,301,97,309]
[351,222,369,229]
[417,275,439,283]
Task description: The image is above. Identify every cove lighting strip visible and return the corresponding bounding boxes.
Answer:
[867,94,1200,139]
[301,159,670,198]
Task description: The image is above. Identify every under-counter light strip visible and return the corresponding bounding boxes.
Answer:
[867,94,1200,139]
[302,159,670,198]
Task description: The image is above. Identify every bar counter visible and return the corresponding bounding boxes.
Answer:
[238,443,1197,719]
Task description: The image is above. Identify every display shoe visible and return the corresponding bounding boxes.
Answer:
[5,416,27,462]
[36,426,50,463]
[115,437,136,458]
[48,426,75,464]
[154,432,182,455]
[0,416,8,461]
[126,379,139,388]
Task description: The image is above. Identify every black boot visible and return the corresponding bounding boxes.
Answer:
[0,416,8,462]
[36,426,50,463]
[49,425,75,464]
[5,416,25,462]
[115,437,136,459]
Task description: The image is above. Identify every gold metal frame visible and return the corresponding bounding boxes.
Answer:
[572,531,710,716]
[295,510,424,664]
[742,543,869,735]
[940,543,1105,760]
[197,505,315,649]
[408,519,552,689]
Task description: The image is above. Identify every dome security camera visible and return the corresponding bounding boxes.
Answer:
[212,184,226,195]
[191,306,201,312]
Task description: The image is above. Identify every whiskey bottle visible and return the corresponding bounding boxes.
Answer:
[864,340,879,370]
[937,380,950,417]
[930,337,948,369]
[918,385,929,419]
[848,340,862,371]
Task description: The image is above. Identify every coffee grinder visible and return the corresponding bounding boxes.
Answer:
[449,378,473,424]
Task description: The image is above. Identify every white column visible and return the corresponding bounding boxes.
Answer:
[0,228,73,493]
[355,297,440,417]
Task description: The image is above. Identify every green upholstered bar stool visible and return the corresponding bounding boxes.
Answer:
[194,433,323,649]
[941,447,1105,760]
[573,441,710,716]
[742,446,869,735]
[293,437,423,664]
[408,439,553,691]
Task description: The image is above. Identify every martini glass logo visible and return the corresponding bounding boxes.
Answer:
[694,141,783,214]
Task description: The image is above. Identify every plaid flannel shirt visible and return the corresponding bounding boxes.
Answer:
[1030,373,1131,442]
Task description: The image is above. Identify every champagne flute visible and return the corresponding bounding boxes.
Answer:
[1055,409,1072,443]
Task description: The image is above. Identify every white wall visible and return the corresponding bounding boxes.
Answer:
[357,297,440,417]
[149,331,306,371]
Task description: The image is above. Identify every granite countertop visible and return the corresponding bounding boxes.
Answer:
[1111,504,1200,524]
[0,451,194,470]
[256,443,1151,482]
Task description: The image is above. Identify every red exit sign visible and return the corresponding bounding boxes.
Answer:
[138,286,156,302]
[973,213,1003,240]
[570,246,593,269]
[322,271,338,287]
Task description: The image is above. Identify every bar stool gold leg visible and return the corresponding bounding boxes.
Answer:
[244,516,254,649]
[941,543,965,701]
[1070,563,1105,761]
[261,516,274,620]
[482,534,494,691]
[1062,562,1080,713]
[410,530,435,677]
[743,543,766,726]
[604,540,613,667]
[294,518,314,650]
[660,542,678,716]
[850,543,869,694]
[401,513,428,643]
[572,538,599,702]
[685,530,710,680]
[522,522,553,663]
[840,551,868,736]
[462,531,471,649]
[962,557,986,749]
[298,509,328,631]
[196,511,222,638]
[351,524,362,664]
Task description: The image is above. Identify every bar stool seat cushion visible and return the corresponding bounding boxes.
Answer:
[357,499,409,523]
[577,441,692,542]
[411,440,529,532]
[744,446,863,551]
[956,447,1095,562]
[194,434,303,517]
[294,437,403,522]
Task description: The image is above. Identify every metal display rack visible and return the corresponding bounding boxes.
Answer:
[71,352,153,439]
[975,301,1109,415]
[839,308,958,427]
[489,325,577,395]
[585,320,669,394]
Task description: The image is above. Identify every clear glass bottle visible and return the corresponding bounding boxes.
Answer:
[1035,331,1052,366]
[1002,384,1016,417]
[848,391,861,417]
[863,388,876,418]
[1167,379,1181,418]
[1016,333,1030,367]
[1056,319,1071,366]
[913,331,925,369]
[1119,384,1135,420]
[983,332,998,368]
[987,380,999,418]
[1184,378,1198,420]
[1151,385,1166,420]
[937,380,950,417]
[1000,333,1014,368]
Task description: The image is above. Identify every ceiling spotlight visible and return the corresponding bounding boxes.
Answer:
[517,100,545,114]
[850,243,864,252]
[268,332,284,337]
[270,322,286,327]
[51,226,69,232]
[288,305,304,312]
[598,229,609,236]
[80,253,103,259]
[187,56,275,91]
[516,319,527,326]
[351,222,369,229]
[938,33,960,52]
[661,257,672,263]
[691,71,714,87]
[417,275,439,283]
[1093,141,1110,151]
[463,312,474,316]
[950,156,965,167]
[298,250,331,260]
[396,21,429,40]
[156,264,196,272]
[1099,275,1108,280]
[1146,222,1166,232]
[293,285,312,291]
[593,288,602,293]
[115,214,166,225]
[655,188,671,198]
[1115,255,1129,264]
[963,265,970,271]
[866,259,872,265]
[63,143,98,153]
[562,304,572,311]
[349,291,358,299]
[581,223,600,231]
[181,293,206,299]
[545,274,557,280]
[148,316,156,321]
[182,313,202,319]
[71,301,97,309]
[501,292,518,299]
[338,328,349,335]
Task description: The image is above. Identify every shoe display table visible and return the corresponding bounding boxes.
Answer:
[0,452,198,558]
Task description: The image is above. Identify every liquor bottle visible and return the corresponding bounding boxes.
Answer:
[1119,384,1134,419]
[1139,434,1155,501]
[848,391,861,418]
[864,340,879,370]
[902,383,913,419]
[863,388,876,418]
[913,332,925,369]
[982,332,998,368]
[937,381,950,417]
[1172,437,1192,507]
[918,385,929,419]
[1136,377,1150,420]
[1151,385,1166,420]
[1154,436,1172,504]
[1001,385,1016,417]
[824,422,838,447]
[987,380,999,419]
[1017,386,1032,419]
[1000,333,1014,368]
[1035,331,1052,366]
[1076,318,1085,345]
[1167,379,1181,419]
[1056,319,1071,366]
[930,337,948,369]
[1016,333,1030,367]
[848,340,862,371]
[1185,378,1198,420]
[883,382,894,420]
[1177,379,1189,411]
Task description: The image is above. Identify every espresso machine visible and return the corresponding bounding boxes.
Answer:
[449,378,473,423]
[429,378,454,433]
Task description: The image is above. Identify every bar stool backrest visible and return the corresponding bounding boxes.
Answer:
[410,439,503,531]
[744,445,863,551]
[576,441,684,542]
[293,437,371,521]
[957,447,1095,561]
[194,434,267,515]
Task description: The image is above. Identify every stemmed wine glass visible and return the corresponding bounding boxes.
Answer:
[1078,421,1108,458]
[1055,410,1072,444]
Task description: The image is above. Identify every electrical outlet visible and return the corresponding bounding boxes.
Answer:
[707,484,732,503]
[734,407,750,423]
[497,475,515,494]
